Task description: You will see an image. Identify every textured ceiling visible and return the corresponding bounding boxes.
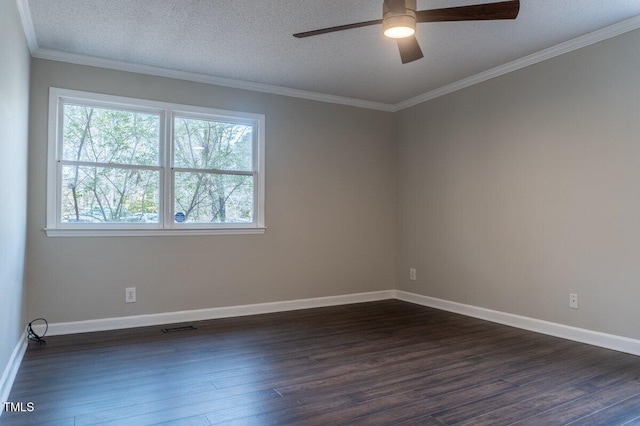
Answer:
[25,0,640,106]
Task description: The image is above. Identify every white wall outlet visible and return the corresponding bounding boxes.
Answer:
[409,268,416,281]
[125,287,137,303]
[569,293,578,309]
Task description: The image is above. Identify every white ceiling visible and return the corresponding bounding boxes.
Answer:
[23,0,640,109]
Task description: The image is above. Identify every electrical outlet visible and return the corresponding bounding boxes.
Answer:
[569,293,578,309]
[409,268,416,281]
[125,287,136,303]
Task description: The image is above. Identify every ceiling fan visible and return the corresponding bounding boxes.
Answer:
[293,0,520,64]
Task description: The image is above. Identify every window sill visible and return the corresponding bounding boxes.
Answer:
[44,227,266,237]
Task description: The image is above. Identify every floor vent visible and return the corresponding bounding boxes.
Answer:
[161,325,197,333]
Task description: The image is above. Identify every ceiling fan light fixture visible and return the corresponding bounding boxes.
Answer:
[382,0,417,39]
[383,15,416,39]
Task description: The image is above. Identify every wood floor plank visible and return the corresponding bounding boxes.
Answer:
[568,394,640,425]
[430,363,622,426]
[512,380,640,425]
[154,414,213,426]
[454,385,589,426]
[345,380,518,425]
[5,380,218,423]
[2,300,639,425]
[206,394,354,425]
[84,390,281,426]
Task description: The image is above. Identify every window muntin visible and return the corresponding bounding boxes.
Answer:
[47,88,265,236]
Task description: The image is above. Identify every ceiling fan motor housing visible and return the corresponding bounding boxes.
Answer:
[383,0,417,38]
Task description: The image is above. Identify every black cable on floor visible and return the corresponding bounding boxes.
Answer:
[28,318,48,344]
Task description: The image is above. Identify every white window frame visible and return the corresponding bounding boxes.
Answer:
[45,87,265,237]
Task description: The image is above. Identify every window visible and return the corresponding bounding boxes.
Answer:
[46,88,265,236]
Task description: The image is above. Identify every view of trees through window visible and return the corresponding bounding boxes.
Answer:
[173,116,254,224]
[60,104,254,225]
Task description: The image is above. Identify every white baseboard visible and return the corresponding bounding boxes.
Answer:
[32,290,395,336]
[29,289,640,358]
[395,290,640,357]
[0,331,27,417]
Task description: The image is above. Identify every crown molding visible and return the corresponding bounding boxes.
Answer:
[31,48,395,112]
[17,0,640,113]
[16,0,38,52]
[392,14,640,111]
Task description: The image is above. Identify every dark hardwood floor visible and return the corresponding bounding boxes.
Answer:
[3,300,640,425]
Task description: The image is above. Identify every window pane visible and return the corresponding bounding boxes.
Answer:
[62,104,160,166]
[61,165,159,223]
[173,117,252,171]
[174,172,253,224]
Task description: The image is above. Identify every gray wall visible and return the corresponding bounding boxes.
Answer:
[27,59,396,323]
[397,29,640,340]
[0,0,30,373]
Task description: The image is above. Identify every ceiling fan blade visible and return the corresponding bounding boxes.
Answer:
[293,19,383,38]
[384,0,406,14]
[416,0,520,23]
[397,35,424,64]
